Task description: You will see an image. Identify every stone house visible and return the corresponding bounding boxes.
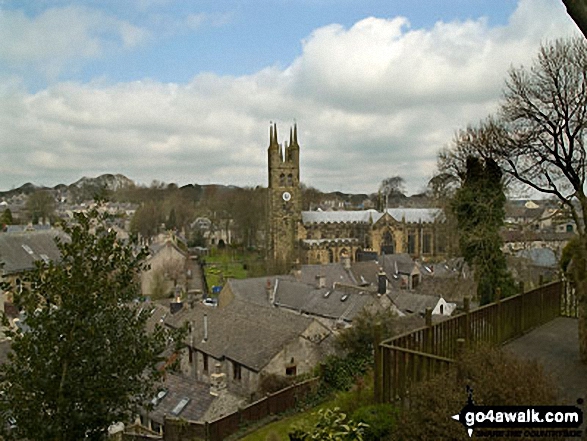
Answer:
[164,300,332,398]
[135,369,245,434]
[141,240,188,299]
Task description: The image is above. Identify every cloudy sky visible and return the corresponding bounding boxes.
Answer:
[0,0,579,195]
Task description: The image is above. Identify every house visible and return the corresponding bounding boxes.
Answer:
[135,369,244,434]
[164,299,332,398]
[387,291,456,317]
[220,274,393,330]
[379,253,421,290]
[141,239,189,299]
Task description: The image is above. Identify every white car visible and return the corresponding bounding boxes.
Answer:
[202,297,218,307]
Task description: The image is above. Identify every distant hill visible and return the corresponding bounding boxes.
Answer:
[72,174,135,192]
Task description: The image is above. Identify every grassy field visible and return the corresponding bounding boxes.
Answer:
[204,248,265,291]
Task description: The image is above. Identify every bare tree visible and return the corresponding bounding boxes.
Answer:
[497,38,587,360]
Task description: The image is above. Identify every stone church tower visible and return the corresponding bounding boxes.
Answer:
[267,123,301,272]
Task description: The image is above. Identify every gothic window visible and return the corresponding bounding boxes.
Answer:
[279,173,285,187]
[381,231,395,254]
[423,232,432,254]
[287,173,293,186]
[407,232,416,254]
[328,249,334,263]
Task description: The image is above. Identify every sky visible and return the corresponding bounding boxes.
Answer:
[0,0,580,196]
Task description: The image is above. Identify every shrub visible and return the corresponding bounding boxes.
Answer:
[391,345,558,441]
[352,404,397,441]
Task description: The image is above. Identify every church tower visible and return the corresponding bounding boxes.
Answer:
[267,123,302,273]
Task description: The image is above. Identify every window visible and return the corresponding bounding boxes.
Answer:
[279,173,286,186]
[286,365,297,376]
[407,233,416,254]
[287,173,293,186]
[233,361,242,380]
[203,353,209,373]
[423,233,431,254]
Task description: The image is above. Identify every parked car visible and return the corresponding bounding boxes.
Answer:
[202,297,218,307]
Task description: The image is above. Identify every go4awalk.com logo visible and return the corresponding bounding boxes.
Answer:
[451,386,583,438]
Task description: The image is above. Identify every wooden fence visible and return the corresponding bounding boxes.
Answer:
[377,281,573,404]
[128,377,320,441]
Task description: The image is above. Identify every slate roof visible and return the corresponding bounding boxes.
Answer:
[273,279,377,322]
[388,291,440,315]
[379,253,418,276]
[147,373,217,424]
[516,248,557,268]
[301,209,379,224]
[0,230,67,275]
[165,300,314,372]
[226,275,380,323]
[384,208,441,223]
[350,261,383,287]
[301,208,441,225]
[292,263,357,287]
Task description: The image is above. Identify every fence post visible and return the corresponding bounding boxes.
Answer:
[425,307,433,354]
[374,322,382,404]
[495,288,502,344]
[463,296,471,347]
[456,338,466,383]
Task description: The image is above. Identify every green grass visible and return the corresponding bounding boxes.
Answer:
[237,400,334,441]
[204,248,265,291]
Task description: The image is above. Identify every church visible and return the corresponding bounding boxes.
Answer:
[266,123,444,271]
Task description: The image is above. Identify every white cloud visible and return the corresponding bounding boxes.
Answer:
[0,0,580,194]
[0,6,148,80]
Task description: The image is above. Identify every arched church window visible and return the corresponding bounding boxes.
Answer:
[279,174,285,187]
[287,173,293,186]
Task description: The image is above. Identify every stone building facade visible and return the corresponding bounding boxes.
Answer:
[266,124,443,269]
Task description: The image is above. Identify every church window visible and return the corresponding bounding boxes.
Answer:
[407,232,416,254]
[203,353,209,373]
[423,233,431,254]
[287,173,293,186]
[279,173,285,187]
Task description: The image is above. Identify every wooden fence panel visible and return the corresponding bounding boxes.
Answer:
[379,282,566,405]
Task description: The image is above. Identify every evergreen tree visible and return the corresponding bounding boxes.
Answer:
[0,207,183,440]
[451,156,514,304]
[0,208,13,227]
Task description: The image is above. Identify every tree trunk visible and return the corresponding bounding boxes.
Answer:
[578,279,587,363]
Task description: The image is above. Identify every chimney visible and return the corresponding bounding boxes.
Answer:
[170,296,183,314]
[316,274,326,289]
[210,363,227,396]
[378,269,387,295]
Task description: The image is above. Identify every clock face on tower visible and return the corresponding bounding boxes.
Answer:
[282,191,292,202]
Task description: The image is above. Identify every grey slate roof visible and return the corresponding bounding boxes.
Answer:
[380,254,418,276]
[350,260,384,287]
[226,274,379,323]
[147,373,216,424]
[0,230,67,275]
[292,263,357,287]
[384,208,441,223]
[166,300,314,372]
[301,209,379,224]
[274,279,377,322]
[388,291,440,315]
[301,208,441,225]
